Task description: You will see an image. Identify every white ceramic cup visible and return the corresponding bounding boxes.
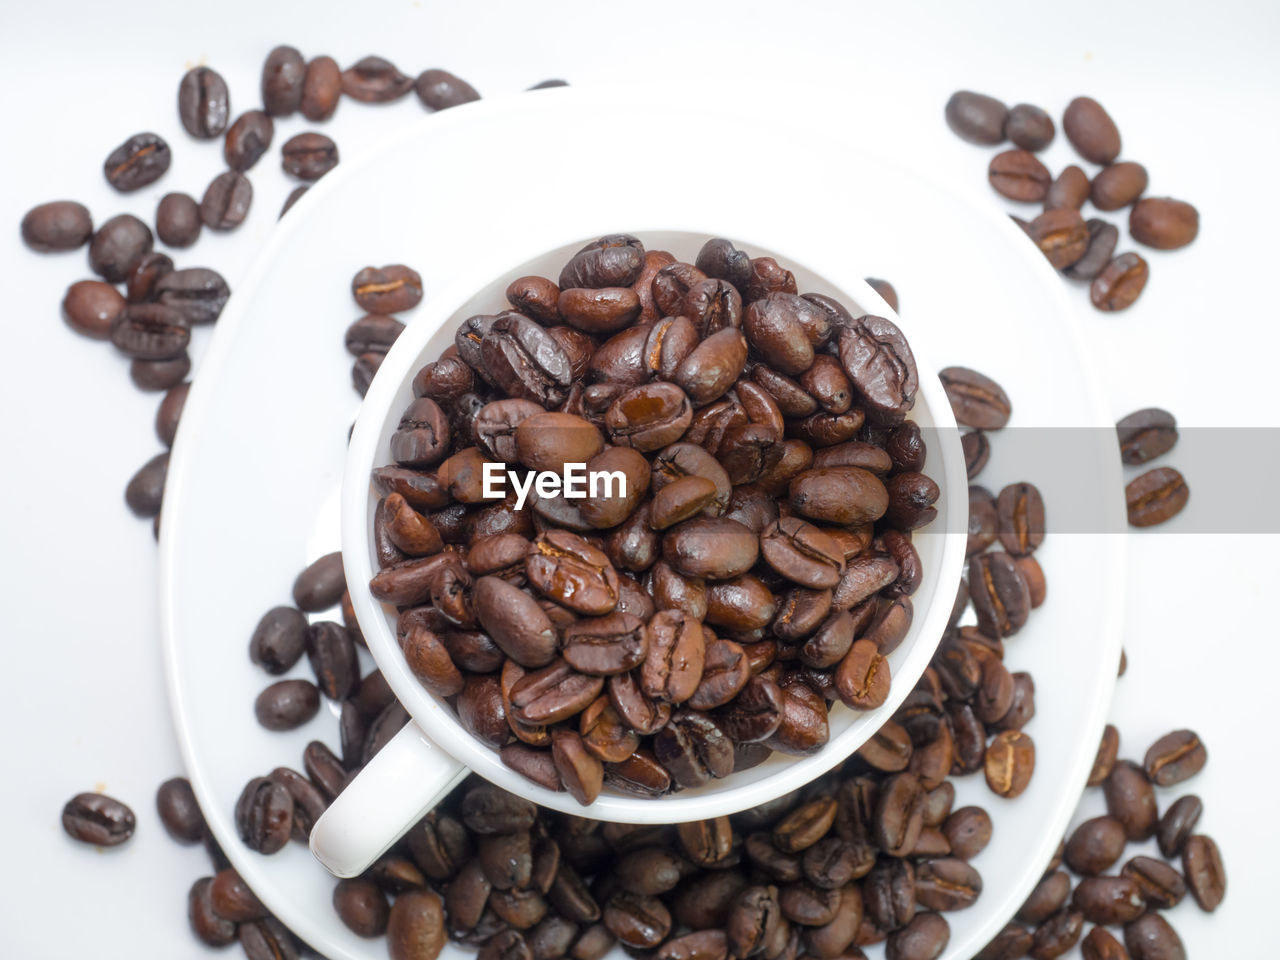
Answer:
[310,228,968,878]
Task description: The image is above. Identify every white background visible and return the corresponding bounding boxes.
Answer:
[1,0,1276,956]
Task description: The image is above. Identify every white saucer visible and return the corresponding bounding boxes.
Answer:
[159,86,1125,960]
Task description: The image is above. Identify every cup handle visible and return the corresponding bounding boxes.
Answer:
[309,721,469,878]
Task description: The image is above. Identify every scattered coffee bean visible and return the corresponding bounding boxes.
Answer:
[945,91,1008,144]
[989,150,1052,203]
[1005,104,1055,151]
[1091,253,1149,312]
[1129,197,1199,250]
[62,792,136,846]
[262,45,306,116]
[178,66,230,139]
[225,110,274,171]
[200,171,253,230]
[343,55,414,102]
[156,776,205,843]
[1125,467,1189,527]
[282,131,339,180]
[1063,96,1122,165]
[103,132,171,192]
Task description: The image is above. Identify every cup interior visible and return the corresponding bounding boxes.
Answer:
[343,228,967,823]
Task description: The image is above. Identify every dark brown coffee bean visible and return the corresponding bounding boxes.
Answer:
[282,131,339,180]
[1091,253,1149,312]
[224,110,274,171]
[1116,408,1177,465]
[1105,760,1159,841]
[416,69,481,110]
[255,678,320,730]
[1121,856,1186,910]
[208,868,267,922]
[1129,198,1199,250]
[333,877,390,937]
[262,45,305,115]
[939,367,1011,429]
[474,575,557,667]
[1065,816,1127,875]
[62,792,136,846]
[62,279,124,339]
[943,806,992,860]
[835,313,918,424]
[387,888,447,960]
[1029,209,1089,269]
[1087,724,1120,787]
[301,55,342,121]
[1157,795,1202,858]
[1125,467,1188,527]
[153,267,230,325]
[22,200,92,252]
[189,877,238,946]
[235,776,293,854]
[89,214,153,282]
[885,911,949,960]
[1005,104,1055,150]
[353,263,423,314]
[604,890,672,949]
[1063,219,1120,281]
[1144,729,1206,786]
[178,66,230,138]
[989,150,1052,202]
[1018,871,1071,925]
[970,552,1031,637]
[343,55,414,102]
[835,638,890,710]
[977,923,1034,960]
[1064,97,1122,165]
[124,452,169,517]
[307,621,359,700]
[1123,913,1185,960]
[104,132,171,192]
[153,776,204,844]
[122,250,171,304]
[1092,161,1148,211]
[110,302,189,361]
[997,482,1046,555]
[1044,164,1091,212]
[1081,927,1128,960]
[292,551,345,611]
[916,858,982,912]
[200,171,252,230]
[1182,835,1225,912]
[1073,876,1146,925]
[153,192,201,248]
[240,917,301,960]
[653,710,734,788]
[985,730,1034,798]
[945,91,1008,144]
[1029,909,1083,960]
[303,741,349,801]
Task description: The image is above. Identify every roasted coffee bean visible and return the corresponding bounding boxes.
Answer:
[674,327,748,405]
[1029,209,1089,269]
[111,302,191,362]
[154,776,204,844]
[62,279,124,339]
[970,552,1031,637]
[653,710,734,788]
[662,517,758,581]
[989,150,1052,202]
[1088,724,1120,787]
[354,264,423,314]
[835,639,890,710]
[104,132,171,192]
[1064,97,1122,165]
[154,191,202,248]
[189,876,238,946]
[347,314,405,357]
[604,890,672,949]
[293,551,345,611]
[415,68,481,110]
[392,399,450,467]
[178,66,230,138]
[21,200,92,252]
[1044,165,1091,212]
[1123,913,1185,960]
[1116,408,1178,465]
[1157,795,1202,858]
[235,776,293,854]
[916,858,982,911]
[282,131,339,180]
[945,91,1008,144]
[1065,816,1127,875]
[1144,729,1206,786]
[1073,876,1146,925]
[200,171,252,230]
[262,45,305,115]
[62,792,136,846]
[307,621,359,700]
[135,351,190,390]
[301,55,342,121]
[224,110,274,171]
[240,917,301,960]
[124,452,168,517]
[1121,856,1186,910]
[978,923,1034,960]
[836,313,917,424]
[89,213,153,282]
[1063,219,1120,281]
[123,250,172,303]
[1005,104,1055,151]
[303,741,349,801]
[1182,835,1225,912]
[560,235,645,290]
[387,889,448,960]
[209,867,267,922]
[255,678,320,730]
[939,367,1010,429]
[1080,927,1129,960]
[1091,253,1149,312]
[789,467,888,526]
[474,576,558,667]
[996,482,1045,555]
[985,730,1034,798]
[343,55,414,102]
[1018,871,1071,925]
[761,517,844,590]
[268,766,326,840]
[1105,760,1158,841]
[885,911,949,960]
[153,267,230,324]
[1092,161,1148,211]
[1125,467,1188,527]
[334,877,390,937]
[943,806,992,860]
[1129,198,1199,250]
[1029,908,1083,960]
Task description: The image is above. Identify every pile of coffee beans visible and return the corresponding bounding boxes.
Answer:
[17,45,565,534]
[945,91,1200,313]
[1116,408,1188,529]
[978,726,1222,960]
[366,234,937,803]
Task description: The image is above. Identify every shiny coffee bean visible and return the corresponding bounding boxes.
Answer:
[1122,856,1186,910]
[1092,162,1149,211]
[62,792,136,846]
[1182,835,1225,912]
[62,279,124,339]
[189,876,238,946]
[1029,209,1089,269]
[984,730,1034,798]
[939,367,1010,429]
[1065,816,1127,875]
[179,66,230,138]
[104,132,171,192]
[1144,729,1206,786]
[1157,795,1202,858]
[255,678,320,730]
[1123,913,1185,960]
[1116,408,1178,465]
[234,776,293,854]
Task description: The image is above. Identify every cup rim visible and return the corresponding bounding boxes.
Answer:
[342,225,968,823]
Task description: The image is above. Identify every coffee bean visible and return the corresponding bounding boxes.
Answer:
[201,171,253,230]
[1081,927,1128,960]
[1121,855,1186,910]
[1005,104,1055,151]
[131,353,191,391]
[886,911,949,960]
[306,621,360,699]
[985,730,1034,798]
[945,91,1008,144]
[354,264,424,314]
[835,312,918,424]
[1044,165,1091,211]
[1018,871,1071,925]
[1073,876,1146,925]
[104,132,171,192]
[996,482,1045,555]
[155,776,205,843]
[1030,908,1083,960]
[1157,795,1202,858]
[1123,913,1185,960]
[1029,209,1089,269]
[1125,467,1188,527]
[189,876,238,946]
[977,923,1034,960]
[1130,197,1199,250]
[1092,161,1149,211]
[225,110,274,171]
[155,267,230,324]
[1116,408,1177,465]
[1088,724,1120,787]
[1144,729,1206,786]
[62,279,124,339]
[255,678,321,730]
[235,776,293,854]
[124,452,169,517]
[1065,816,1127,875]
[210,867,267,922]
[89,213,153,282]
[989,150,1052,203]
[343,55,414,102]
[62,792,136,846]
[969,552,1031,637]
[1182,835,1225,912]
[293,551,345,611]
[282,131,339,180]
[153,192,201,248]
[332,878,390,937]
[416,69,481,110]
[301,55,342,121]
[943,806,992,860]
[179,67,230,138]
[1091,253,1149,312]
[939,367,1010,429]
[21,200,92,252]
[1063,219,1119,281]
[1064,97,1122,165]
